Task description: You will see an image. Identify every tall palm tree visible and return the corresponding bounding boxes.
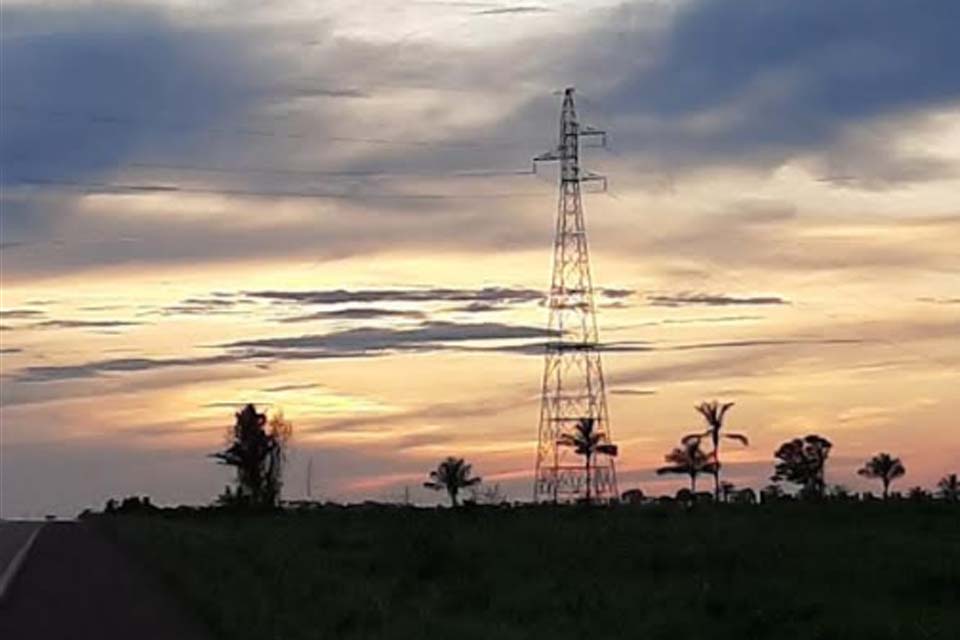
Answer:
[857,453,906,500]
[656,439,716,493]
[423,457,481,507]
[557,417,618,503]
[937,473,959,502]
[684,401,748,501]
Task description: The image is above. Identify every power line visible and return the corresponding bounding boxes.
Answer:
[125,161,534,180]
[11,177,552,201]
[4,156,536,180]
[0,104,539,149]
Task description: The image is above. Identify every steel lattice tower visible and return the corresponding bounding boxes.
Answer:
[533,88,618,503]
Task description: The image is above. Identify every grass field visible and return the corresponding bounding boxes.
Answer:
[102,502,960,640]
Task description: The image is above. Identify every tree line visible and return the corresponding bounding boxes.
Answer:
[650,401,955,504]
[422,401,958,507]
[199,401,957,510]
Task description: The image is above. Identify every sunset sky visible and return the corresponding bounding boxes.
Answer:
[2,0,958,517]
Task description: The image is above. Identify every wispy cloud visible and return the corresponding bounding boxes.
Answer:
[646,293,789,307]
[260,382,324,393]
[278,308,426,323]
[0,309,46,320]
[15,354,241,383]
[29,319,145,330]
[666,338,864,352]
[244,287,545,306]
[224,320,558,354]
[153,296,254,316]
[610,388,657,396]
[474,5,551,16]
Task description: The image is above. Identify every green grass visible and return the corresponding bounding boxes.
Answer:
[102,502,960,640]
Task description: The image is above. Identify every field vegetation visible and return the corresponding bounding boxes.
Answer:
[101,501,960,640]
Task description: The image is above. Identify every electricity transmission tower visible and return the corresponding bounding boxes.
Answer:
[533,88,618,503]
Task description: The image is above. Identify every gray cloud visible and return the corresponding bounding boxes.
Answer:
[665,338,864,352]
[10,318,558,383]
[475,6,550,15]
[597,0,960,175]
[29,319,145,330]
[15,354,240,383]
[260,382,324,393]
[245,287,545,306]
[0,309,46,319]
[279,308,427,323]
[448,302,507,313]
[224,320,557,354]
[0,3,274,190]
[2,0,958,284]
[152,296,256,317]
[646,293,789,307]
[610,388,657,396]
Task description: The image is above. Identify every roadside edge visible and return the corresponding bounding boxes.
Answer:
[0,523,45,603]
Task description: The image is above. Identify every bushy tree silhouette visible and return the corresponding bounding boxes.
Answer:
[684,401,748,500]
[938,473,959,502]
[771,435,832,499]
[857,453,905,500]
[656,438,716,493]
[761,484,785,502]
[558,417,618,504]
[424,457,481,507]
[211,404,292,508]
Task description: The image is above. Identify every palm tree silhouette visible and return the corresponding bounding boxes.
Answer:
[937,473,959,502]
[857,453,906,500]
[423,457,481,507]
[656,439,717,493]
[557,417,618,504]
[684,401,748,501]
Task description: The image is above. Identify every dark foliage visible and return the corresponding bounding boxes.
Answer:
[772,435,832,499]
[423,457,481,507]
[558,417,618,503]
[104,502,960,640]
[683,401,748,500]
[211,404,292,508]
[857,453,906,500]
[102,496,158,515]
[656,438,717,493]
[937,473,959,502]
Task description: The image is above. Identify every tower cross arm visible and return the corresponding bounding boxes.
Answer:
[532,149,561,173]
[580,124,607,148]
[580,171,607,192]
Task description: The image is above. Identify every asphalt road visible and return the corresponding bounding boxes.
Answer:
[0,522,42,578]
[0,522,210,640]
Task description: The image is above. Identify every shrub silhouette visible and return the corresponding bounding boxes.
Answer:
[857,453,905,500]
[211,404,292,508]
[937,473,959,502]
[424,457,481,507]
